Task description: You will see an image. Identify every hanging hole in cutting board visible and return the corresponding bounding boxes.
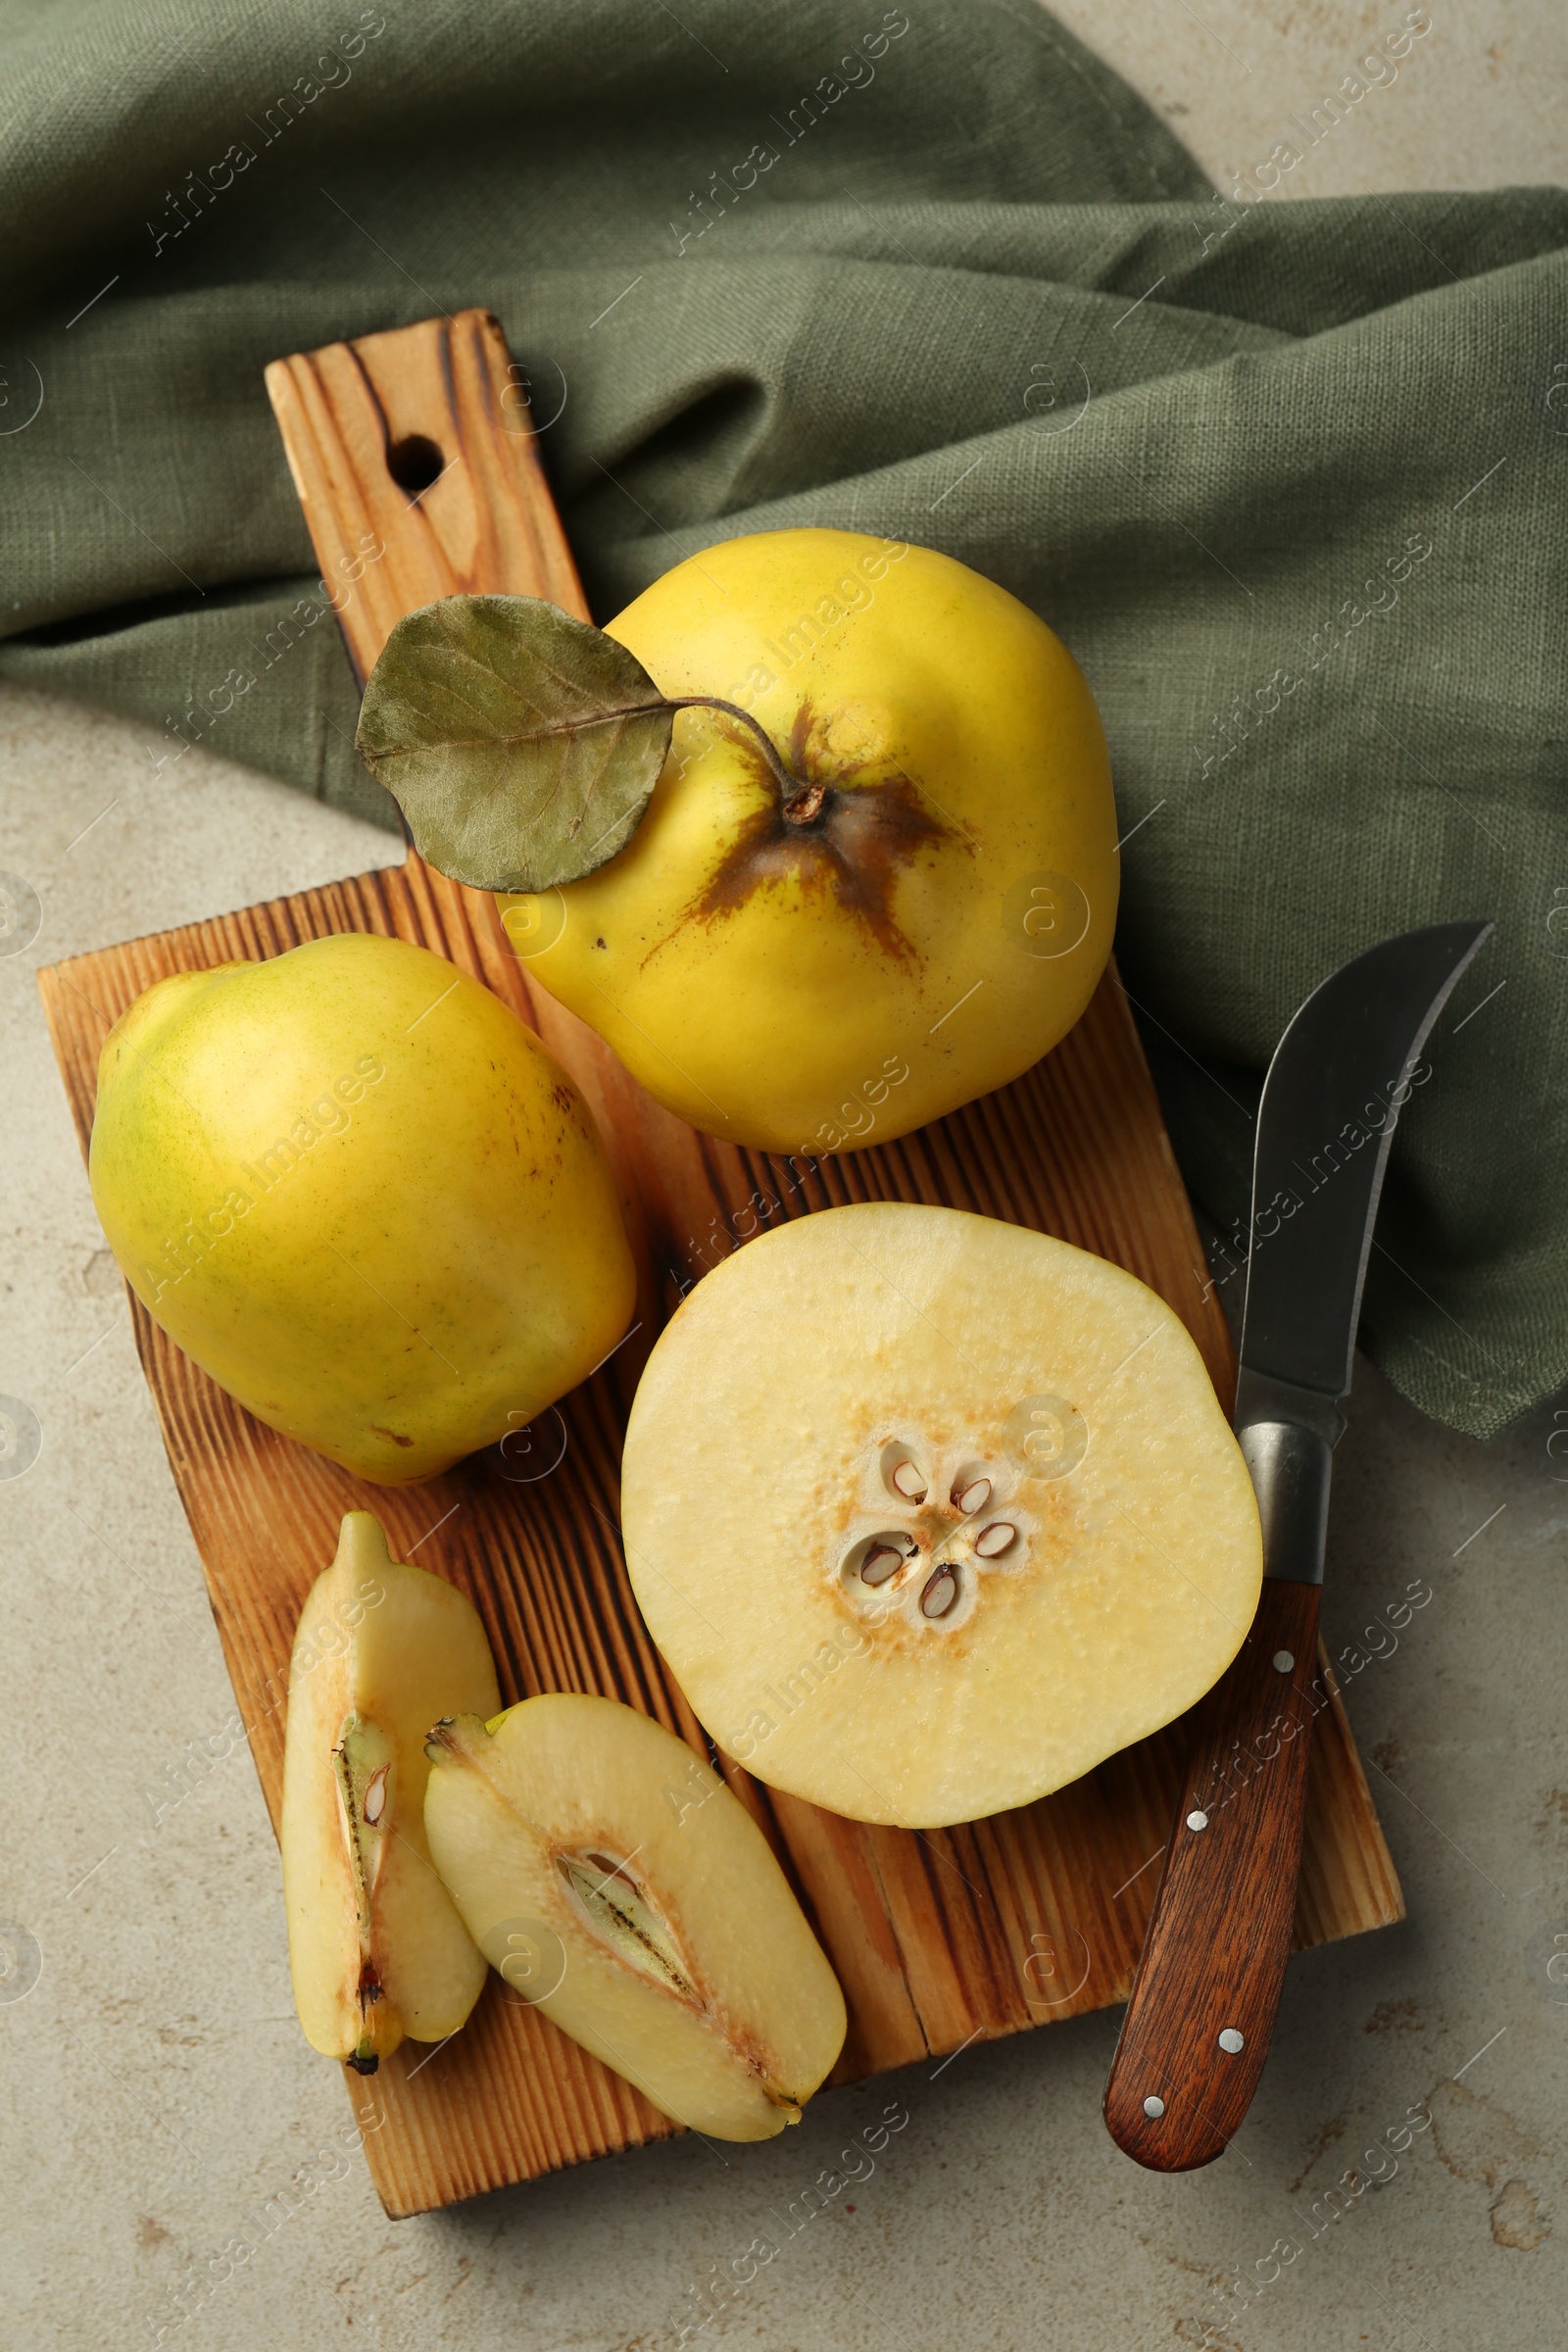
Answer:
[386,432,445,495]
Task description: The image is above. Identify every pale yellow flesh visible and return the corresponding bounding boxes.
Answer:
[280,1513,501,2063]
[502,527,1119,1153]
[423,1693,847,2139]
[88,932,636,1485]
[620,1202,1262,1828]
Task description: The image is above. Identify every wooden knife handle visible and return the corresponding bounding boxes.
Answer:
[1102,1576,1325,2169]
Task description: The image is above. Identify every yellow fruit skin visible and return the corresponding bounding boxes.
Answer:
[88,934,635,1484]
[503,527,1118,1152]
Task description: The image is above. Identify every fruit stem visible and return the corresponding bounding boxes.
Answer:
[666,697,822,824]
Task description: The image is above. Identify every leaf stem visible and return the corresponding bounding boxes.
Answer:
[666,697,823,824]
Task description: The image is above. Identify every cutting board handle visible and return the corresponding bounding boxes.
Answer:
[265,308,590,679]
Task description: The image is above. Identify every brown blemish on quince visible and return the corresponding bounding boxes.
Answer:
[680,702,958,963]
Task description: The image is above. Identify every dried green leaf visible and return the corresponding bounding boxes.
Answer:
[355,594,672,892]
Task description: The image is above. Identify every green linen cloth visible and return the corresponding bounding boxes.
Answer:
[2,0,1563,1440]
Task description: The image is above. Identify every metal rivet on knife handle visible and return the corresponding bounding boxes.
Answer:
[1273,1649,1295,1672]
[1217,2028,1245,2055]
[1186,1810,1208,1832]
[1143,2094,1166,2119]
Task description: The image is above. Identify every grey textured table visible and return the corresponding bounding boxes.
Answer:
[3,6,1566,2346]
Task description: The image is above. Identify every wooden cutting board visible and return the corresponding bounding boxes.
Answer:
[36,311,1401,2219]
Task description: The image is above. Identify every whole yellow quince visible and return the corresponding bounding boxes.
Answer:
[88,935,635,1484]
[501,528,1118,1153]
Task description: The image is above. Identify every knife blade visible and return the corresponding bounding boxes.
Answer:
[1102,918,1493,2171]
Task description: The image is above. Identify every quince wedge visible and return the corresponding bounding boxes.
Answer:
[620,1202,1262,1828]
[280,1512,500,2071]
[423,1693,847,2139]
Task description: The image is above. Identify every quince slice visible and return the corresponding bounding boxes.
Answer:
[423,1694,846,2139]
[620,1202,1261,1828]
[280,1512,500,2069]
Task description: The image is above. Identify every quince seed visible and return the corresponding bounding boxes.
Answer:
[974,1522,1017,1558]
[362,1765,390,1826]
[920,1565,959,1619]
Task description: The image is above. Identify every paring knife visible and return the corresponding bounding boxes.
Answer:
[1102,918,1493,2171]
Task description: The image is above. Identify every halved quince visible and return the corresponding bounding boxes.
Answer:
[620,1202,1261,1828]
[423,1694,846,2139]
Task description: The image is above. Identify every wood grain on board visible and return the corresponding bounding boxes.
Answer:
[36,311,1400,2218]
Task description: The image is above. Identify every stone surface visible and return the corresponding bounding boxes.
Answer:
[3,6,1565,2345]
[1050,0,1565,202]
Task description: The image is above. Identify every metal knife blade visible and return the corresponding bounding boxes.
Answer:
[1102,918,1493,2170]
[1236,917,1494,1440]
